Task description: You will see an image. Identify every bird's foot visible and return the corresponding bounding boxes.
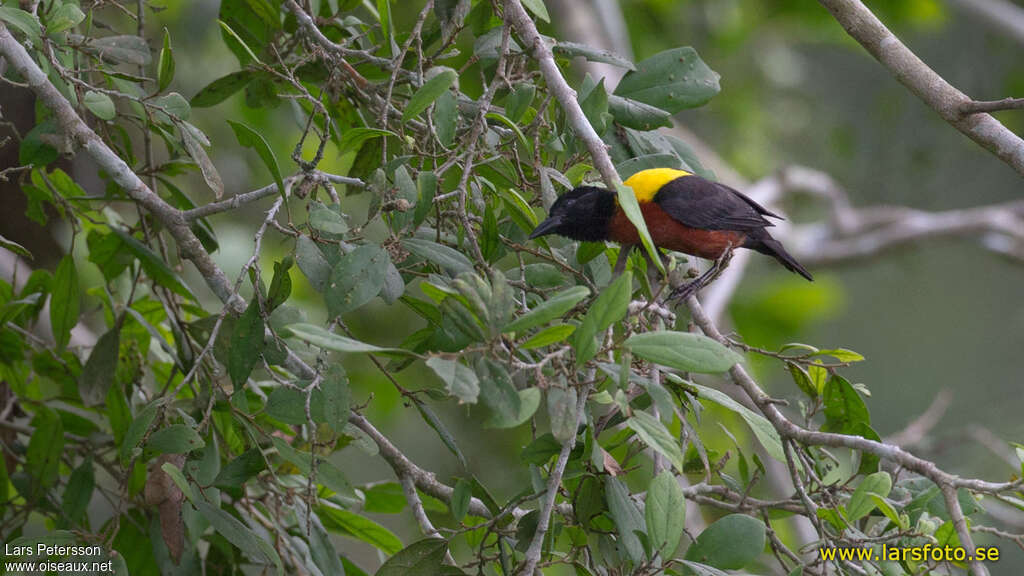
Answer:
[663,245,735,303]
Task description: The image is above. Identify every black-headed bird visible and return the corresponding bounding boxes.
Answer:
[529,168,812,298]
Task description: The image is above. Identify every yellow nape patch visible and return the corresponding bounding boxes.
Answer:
[622,168,692,203]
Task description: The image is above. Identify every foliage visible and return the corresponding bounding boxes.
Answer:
[0,1,1020,576]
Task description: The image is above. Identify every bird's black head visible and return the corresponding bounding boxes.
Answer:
[529,186,617,242]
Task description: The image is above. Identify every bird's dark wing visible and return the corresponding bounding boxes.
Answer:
[653,175,780,231]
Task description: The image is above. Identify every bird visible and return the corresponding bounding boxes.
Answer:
[528,168,812,299]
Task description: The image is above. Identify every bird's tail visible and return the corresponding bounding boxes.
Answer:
[745,230,813,281]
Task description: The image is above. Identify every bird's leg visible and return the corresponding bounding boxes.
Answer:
[667,244,735,302]
[612,244,634,278]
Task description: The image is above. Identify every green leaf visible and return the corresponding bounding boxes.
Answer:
[214,448,266,488]
[521,324,576,349]
[684,514,765,570]
[786,362,817,398]
[504,83,535,123]
[847,471,892,521]
[402,238,475,276]
[228,299,265,386]
[194,498,282,574]
[0,7,41,45]
[307,510,345,576]
[48,3,84,34]
[154,92,191,119]
[646,470,685,559]
[554,41,634,70]
[476,357,521,425]
[181,121,224,198]
[607,95,674,131]
[27,407,63,488]
[547,386,578,444]
[0,233,31,259]
[62,458,94,525]
[615,182,664,275]
[265,386,325,423]
[80,323,121,406]
[287,323,411,355]
[626,410,684,472]
[505,285,590,333]
[374,538,448,576]
[451,478,471,522]
[146,424,205,455]
[84,35,152,66]
[484,387,540,429]
[191,434,221,485]
[339,127,396,156]
[271,437,354,498]
[326,244,390,317]
[321,364,350,432]
[614,47,720,114]
[157,29,175,92]
[822,374,870,433]
[604,477,645,565]
[403,69,457,123]
[625,331,743,373]
[364,482,407,514]
[308,202,349,234]
[573,271,632,364]
[217,19,261,64]
[268,258,292,311]
[50,256,79,352]
[679,379,785,462]
[110,228,197,300]
[426,357,480,404]
[159,461,195,503]
[191,71,253,107]
[295,235,330,292]
[414,402,467,468]
[579,76,610,134]
[520,0,550,22]
[227,120,286,206]
[319,505,403,555]
[433,90,457,147]
[120,402,160,464]
[870,493,907,530]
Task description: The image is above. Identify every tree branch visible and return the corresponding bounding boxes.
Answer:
[503,0,622,192]
[960,97,1024,115]
[348,413,496,519]
[817,0,1024,178]
[517,382,590,576]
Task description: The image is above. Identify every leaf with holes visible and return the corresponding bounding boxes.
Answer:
[326,244,389,318]
[614,47,720,113]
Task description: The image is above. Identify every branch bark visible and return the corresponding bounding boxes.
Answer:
[817,0,1024,178]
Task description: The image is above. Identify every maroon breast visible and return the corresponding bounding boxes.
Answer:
[607,203,747,260]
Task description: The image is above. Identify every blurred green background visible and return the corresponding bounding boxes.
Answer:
[5,0,1022,570]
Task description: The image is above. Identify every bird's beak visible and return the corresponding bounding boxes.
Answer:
[529,216,561,239]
